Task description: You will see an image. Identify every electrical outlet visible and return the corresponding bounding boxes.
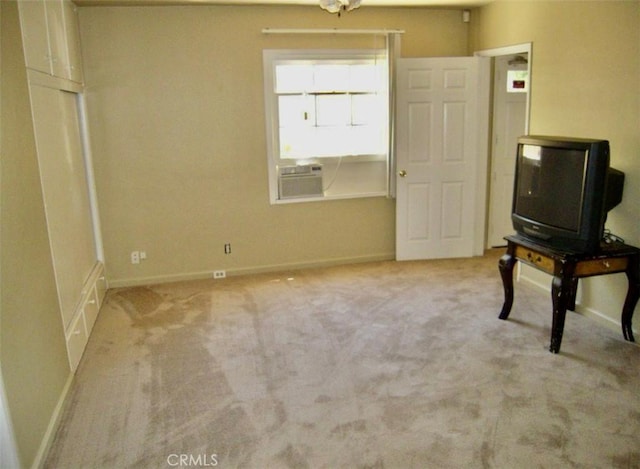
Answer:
[139,251,147,260]
[213,270,226,279]
[131,251,140,264]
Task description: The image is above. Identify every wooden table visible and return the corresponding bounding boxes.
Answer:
[498,234,640,353]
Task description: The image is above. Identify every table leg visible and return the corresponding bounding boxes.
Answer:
[622,254,639,342]
[498,253,516,320]
[550,275,572,353]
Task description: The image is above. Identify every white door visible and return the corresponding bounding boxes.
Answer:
[395,57,488,261]
[487,55,528,247]
[30,85,97,329]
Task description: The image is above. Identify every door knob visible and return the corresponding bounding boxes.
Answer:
[398,170,407,177]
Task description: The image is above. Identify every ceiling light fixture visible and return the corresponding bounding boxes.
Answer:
[319,0,362,16]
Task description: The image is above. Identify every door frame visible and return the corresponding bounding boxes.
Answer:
[474,43,532,249]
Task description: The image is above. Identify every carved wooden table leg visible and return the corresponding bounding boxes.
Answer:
[550,276,569,353]
[498,235,640,353]
[498,253,517,320]
[621,253,639,342]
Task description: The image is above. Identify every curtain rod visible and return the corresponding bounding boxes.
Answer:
[262,28,404,35]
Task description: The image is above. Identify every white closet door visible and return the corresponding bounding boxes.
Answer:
[30,84,97,328]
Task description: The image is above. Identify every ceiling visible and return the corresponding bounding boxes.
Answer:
[75,0,492,7]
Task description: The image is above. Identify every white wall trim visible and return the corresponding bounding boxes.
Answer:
[516,264,550,292]
[30,372,75,469]
[108,252,395,288]
[517,270,638,338]
[574,303,633,336]
[474,56,491,256]
[474,43,532,58]
[262,28,405,35]
[474,42,533,135]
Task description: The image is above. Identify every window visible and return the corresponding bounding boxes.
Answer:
[263,49,389,203]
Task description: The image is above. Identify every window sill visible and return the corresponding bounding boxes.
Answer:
[272,191,388,205]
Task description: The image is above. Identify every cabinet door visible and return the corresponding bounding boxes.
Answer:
[83,289,100,336]
[66,312,88,371]
[18,0,52,74]
[62,0,84,83]
[95,268,107,307]
[29,85,97,329]
[45,0,68,79]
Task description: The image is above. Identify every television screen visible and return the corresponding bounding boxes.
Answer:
[515,144,586,232]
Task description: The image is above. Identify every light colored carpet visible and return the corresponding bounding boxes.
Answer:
[44,251,640,468]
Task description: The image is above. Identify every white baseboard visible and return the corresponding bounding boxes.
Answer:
[573,302,629,335]
[516,264,551,292]
[31,372,75,469]
[108,252,396,288]
[518,271,637,337]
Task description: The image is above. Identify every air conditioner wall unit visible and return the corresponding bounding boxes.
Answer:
[278,164,324,200]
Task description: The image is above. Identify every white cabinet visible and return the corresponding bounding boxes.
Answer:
[45,0,68,79]
[17,0,50,74]
[18,0,83,83]
[96,271,107,307]
[29,81,96,331]
[21,3,102,372]
[61,0,84,83]
[28,78,104,372]
[66,312,88,372]
[65,262,106,371]
[81,264,104,337]
[82,289,99,337]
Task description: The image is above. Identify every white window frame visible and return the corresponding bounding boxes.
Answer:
[263,49,390,204]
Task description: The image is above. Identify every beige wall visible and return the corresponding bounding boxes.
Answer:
[0,1,71,466]
[471,1,640,327]
[78,5,470,286]
[1,3,637,466]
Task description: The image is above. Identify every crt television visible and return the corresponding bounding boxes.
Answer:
[512,135,624,254]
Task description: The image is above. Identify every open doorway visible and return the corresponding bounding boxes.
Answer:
[475,43,532,248]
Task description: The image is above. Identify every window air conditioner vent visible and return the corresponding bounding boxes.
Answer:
[278,164,324,200]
